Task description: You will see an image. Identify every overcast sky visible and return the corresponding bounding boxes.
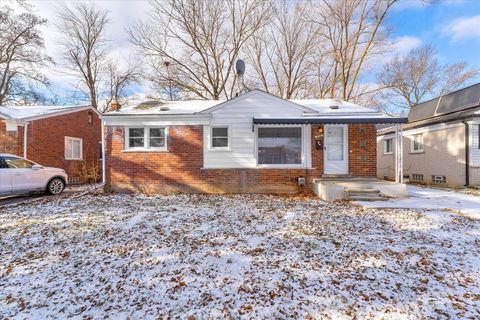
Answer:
[7,0,480,103]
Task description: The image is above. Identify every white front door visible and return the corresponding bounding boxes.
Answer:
[324,124,348,175]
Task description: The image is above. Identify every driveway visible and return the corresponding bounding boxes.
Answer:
[0,183,102,208]
[356,185,480,219]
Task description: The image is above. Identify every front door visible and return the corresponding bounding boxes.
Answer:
[324,124,348,175]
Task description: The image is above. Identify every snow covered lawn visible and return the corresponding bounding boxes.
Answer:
[1,194,480,319]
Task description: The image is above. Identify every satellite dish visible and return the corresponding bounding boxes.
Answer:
[236,59,245,76]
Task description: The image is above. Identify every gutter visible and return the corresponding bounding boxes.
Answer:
[253,117,408,125]
[462,120,470,187]
[101,119,106,185]
[23,123,28,158]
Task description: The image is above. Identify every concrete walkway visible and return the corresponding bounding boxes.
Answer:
[356,185,480,219]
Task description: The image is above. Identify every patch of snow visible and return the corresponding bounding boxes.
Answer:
[356,185,480,220]
[0,105,90,120]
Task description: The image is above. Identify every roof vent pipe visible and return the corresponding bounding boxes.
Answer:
[329,105,339,110]
[160,106,170,111]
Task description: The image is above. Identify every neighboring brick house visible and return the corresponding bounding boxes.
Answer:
[0,105,101,183]
[377,83,480,187]
[103,90,405,194]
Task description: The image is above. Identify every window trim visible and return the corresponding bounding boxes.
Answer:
[65,136,83,160]
[384,138,393,155]
[209,125,231,151]
[255,125,305,168]
[124,126,168,151]
[410,133,424,153]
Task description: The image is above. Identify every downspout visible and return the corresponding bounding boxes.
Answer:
[23,123,28,158]
[463,120,469,187]
[101,119,106,185]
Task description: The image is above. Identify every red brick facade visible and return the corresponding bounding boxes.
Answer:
[0,109,101,182]
[106,124,377,194]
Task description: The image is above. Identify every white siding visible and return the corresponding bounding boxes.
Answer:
[203,91,312,169]
[471,121,480,166]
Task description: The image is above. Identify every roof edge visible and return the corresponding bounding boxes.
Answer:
[198,89,318,114]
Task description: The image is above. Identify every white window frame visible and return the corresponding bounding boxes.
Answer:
[384,138,393,155]
[65,136,83,160]
[410,133,424,153]
[124,127,168,151]
[209,125,231,151]
[255,125,305,168]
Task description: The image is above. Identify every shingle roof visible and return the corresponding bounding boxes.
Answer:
[408,82,480,123]
[0,105,92,120]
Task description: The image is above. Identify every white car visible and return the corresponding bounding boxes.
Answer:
[0,154,68,197]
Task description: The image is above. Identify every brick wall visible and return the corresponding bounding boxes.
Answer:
[348,124,377,177]
[106,123,377,194]
[0,110,101,182]
[0,120,23,156]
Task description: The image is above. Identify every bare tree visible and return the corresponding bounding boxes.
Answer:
[55,2,109,109]
[246,3,319,99]
[103,60,141,112]
[130,0,272,100]
[309,0,398,101]
[379,44,479,109]
[0,6,51,105]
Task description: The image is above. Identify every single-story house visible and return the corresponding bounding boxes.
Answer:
[377,83,480,187]
[0,105,102,183]
[102,90,406,194]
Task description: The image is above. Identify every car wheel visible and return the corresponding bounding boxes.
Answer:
[46,178,65,195]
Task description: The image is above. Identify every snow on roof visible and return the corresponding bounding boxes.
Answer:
[290,99,379,115]
[105,96,381,117]
[0,105,90,120]
[107,100,225,115]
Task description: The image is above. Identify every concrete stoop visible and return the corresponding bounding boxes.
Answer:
[313,178,408,202]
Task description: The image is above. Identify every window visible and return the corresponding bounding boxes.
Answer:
[3,156,35,169]
[257,127,302,165]
[411,174,424,182]
[88,112,93,125]
[411,134,424,153]
[126,127,167,150]
[432,175,446,184]
[384,138,393,154]
[65,137,83,160]
[211,127,229,149]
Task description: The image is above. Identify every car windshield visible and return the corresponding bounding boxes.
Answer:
[3,156,35,169]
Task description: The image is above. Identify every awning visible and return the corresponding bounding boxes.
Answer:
[253,117,408,125]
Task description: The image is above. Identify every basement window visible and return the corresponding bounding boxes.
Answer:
[411,174,424,182]
[65,137,83,160]
[432,175,446,184]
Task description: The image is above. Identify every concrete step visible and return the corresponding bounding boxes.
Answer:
[346,188,380,194]
[346,188,382,201]
[349,195,384,201]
